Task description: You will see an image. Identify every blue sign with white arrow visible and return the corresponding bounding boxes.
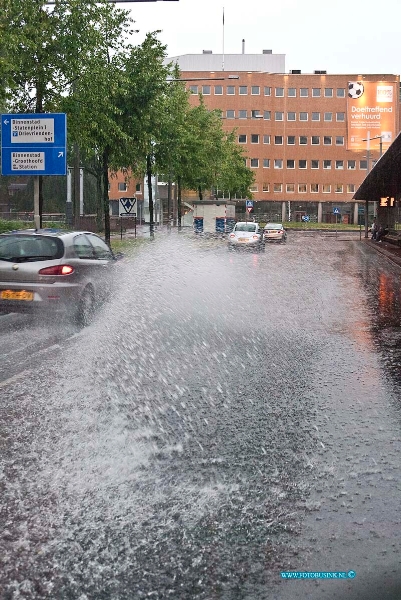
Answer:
[1,113,67,176]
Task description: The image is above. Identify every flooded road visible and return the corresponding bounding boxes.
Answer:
[1,232,400,599]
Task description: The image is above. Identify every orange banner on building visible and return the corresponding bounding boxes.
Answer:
[347,81,397,151]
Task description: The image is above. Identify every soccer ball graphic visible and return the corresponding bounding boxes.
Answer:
[348,81,364,99]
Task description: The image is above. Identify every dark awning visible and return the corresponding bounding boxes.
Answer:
[353,132,401,202]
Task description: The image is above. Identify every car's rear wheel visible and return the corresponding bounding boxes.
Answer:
[76,287,95,327]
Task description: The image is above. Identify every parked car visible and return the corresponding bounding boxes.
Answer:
[0,229,122,326]
[227,222,265,252]
[263,223,287,243]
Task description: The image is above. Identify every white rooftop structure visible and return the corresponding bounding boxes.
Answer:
[167,49,286,73]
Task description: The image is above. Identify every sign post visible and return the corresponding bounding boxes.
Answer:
[119,197,137,240]
[245,200,254,222]
[333,207,341,239]
[1,113,67,229]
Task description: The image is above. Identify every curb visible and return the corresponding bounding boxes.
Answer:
[363,238,401,268]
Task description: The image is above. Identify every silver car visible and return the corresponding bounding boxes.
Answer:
[263,223,287,243]
[227,222,265,252]
[0,229,121,325]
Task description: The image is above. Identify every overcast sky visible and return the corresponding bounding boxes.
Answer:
[124,0,401,76]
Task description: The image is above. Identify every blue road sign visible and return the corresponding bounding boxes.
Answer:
[333,207,341,215]
[1,113,67,176]
[301,215,310,222]
[246,200,254,208]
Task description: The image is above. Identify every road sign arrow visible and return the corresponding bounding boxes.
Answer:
[3,119,9,125]
[58,151,64,158]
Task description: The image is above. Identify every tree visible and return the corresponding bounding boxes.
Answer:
[214,130,255,200]
[0,0,134,237]
[116,33,175,236]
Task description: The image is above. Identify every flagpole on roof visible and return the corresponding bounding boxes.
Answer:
[222,7,225,71]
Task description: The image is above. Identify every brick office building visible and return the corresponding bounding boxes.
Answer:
[169,50,400,224]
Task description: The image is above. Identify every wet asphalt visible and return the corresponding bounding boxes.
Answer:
[0,231,400,599]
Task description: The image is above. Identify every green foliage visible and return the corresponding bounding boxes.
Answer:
[0,219,31,233]
[0,2,256,228]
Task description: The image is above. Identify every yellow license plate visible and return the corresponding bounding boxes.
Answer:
[239,238,248,242]
[1,290,34,301]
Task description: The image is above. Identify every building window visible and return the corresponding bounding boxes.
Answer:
[324,112,333,121]
[337,88,346,97]
[226,110,235,119]
[227,86,235,95]
[299,136,307,145]
[251,110,261,119]
[336,136,344,145]
[324,136,332,145]
[299,112,308,121]
[300,88,308,97]
[275,87,284,97]
[299,160,307,169]
[311,136,320,145]
[311,112,320,121]
[274,159,283,169]
[250,158,259,168]
[239,110,247,119]
[118,182,127,191]
[251,85,260,95]
[239,86,247,95]
[264,110,271,120]
[214,85,223,95]
[323,160,332,169]
[287,159,295,169]
[322,184,331,193]
[251,134,259,143]
[189,85,198,94]
[312,88,321,97]
[135,183,141,193]
[250,184,258,192]
[264,86,271,96]
[311,160,319,169]
[275,135,283,145]
[202,85,211,95]
[360,160,368,169]
[335,160,344,169]
[335,184,343,193]
[336,112,345,121]
[286,183,295,192]
[324,88,333,97]
[347,184,356,193]
[275,111,284,121]
[288,87,296,97]
[298,183,307,193]
[287,135,295,145]
[311,184,319,193]
[273,183,282,192]
[262,182,270,192]
[347,160,356,170]
[287,111,296,121]
[263,135,271,144]
[238,134,247,143]
[263,159,270,168]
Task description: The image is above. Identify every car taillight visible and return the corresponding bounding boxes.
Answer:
[229,233,235,238]
[252,235,259,240]
[38,265,74,275]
